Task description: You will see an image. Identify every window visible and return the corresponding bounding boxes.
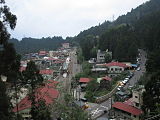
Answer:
[135,102,139,107]
[111,68,113,71]
[115,68,117,71]
[135,96,138,98]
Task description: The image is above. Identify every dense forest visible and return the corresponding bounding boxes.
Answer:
[74,0,160,62]
[9,37,65,54]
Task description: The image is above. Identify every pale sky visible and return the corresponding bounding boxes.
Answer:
[6,0,149,40]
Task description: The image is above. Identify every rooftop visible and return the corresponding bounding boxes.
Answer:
[13,81,59,112]
[39,69,54,75]
[105,62,129,68]
[79,78,91,83]
[112,102,143,116]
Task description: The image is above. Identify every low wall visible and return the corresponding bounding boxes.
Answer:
[95,83,119,103]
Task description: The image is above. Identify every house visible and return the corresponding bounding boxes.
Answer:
[98,76,112,89]
[132,85,145,109]
[13,81,59,119]
[104,62,129,77]
[111,86,145,120]
[79,78,91,88]
[97,76,112,83]
[39,69,54,75]
[48,51,59,57]
[91,64,107,73]
[62,43,70,49]
[97,50,106,63]
[39,50,47,57]
[112,102,143,120]
[40,69,54,80]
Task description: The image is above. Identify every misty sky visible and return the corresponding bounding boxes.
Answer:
[6,0,149,40]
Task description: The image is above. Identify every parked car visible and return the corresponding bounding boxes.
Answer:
[122,80,127,84]
[124,78,129,81]
[117,85,123,91]
[137,67,141,71]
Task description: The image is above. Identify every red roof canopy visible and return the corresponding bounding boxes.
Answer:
[13,82,59,112]
[105,62,128,68]
[112,102,143,116]
[79,78,91,83]
[39,69,53,75]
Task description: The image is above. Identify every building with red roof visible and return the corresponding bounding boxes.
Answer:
[124,98,135,106]
[39,69,54,75]
[79,78,91,83]
[79,78,91,88]
[105,62,129,68]
[103,62,129,77]
[112,102,143,120]
[39,50,47,56]
[13,81,59,119]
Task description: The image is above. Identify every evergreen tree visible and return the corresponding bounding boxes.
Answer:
[22,61,43,119]
[0,0,19,119]
[22,61,51,120]
[142,71,160,115]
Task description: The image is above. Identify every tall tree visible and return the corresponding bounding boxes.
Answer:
[0,0,19,119]
[22,61,44,120]
[22,61,51,120]
[142,71,160,115]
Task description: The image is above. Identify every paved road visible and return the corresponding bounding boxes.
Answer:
[57,48,82,93]
[87,98,112,119]
[125,49,147,89]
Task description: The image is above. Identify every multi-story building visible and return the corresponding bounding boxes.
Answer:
[132,85,145,109]
[97,50,106,63]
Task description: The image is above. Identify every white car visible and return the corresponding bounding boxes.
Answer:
[124,78,129,80]
[122,80,127,84]
[137,67,141,71]
[117,85,123,91]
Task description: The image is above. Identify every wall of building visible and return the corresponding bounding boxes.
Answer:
[108,66,124,73]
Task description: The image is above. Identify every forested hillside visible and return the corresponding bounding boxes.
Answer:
[9,37,65,54]
[75,0,160,62]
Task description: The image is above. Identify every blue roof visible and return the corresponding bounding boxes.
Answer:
[131,64,138,67]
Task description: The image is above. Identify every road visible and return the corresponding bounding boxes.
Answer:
[87,98,112,119]
[125,49,147,89]
[56,48,81,98]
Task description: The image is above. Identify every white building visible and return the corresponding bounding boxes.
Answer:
[97,50,106,63]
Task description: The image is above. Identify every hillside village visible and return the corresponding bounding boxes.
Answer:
[1,0,160,120]
[7,40,148,120]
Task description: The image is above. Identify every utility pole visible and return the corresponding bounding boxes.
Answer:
[112,14,115,22]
